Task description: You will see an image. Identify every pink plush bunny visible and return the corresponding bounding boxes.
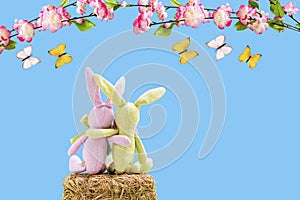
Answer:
[68,68,130,174]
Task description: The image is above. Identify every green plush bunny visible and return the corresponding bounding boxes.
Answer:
[89,74,166,173]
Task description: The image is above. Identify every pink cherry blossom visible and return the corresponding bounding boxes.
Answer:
[282,2,299,16]
[237,4,253,26]
[149,0,159,12]
[175,0,209,28]
[36,5,71,33]
[133,10,153,34]
[76,19,85,24]
[0,26,11,54]
[76,0,87,15]
[138,0,149,13]
[175,6,186,26]
[213,3,233,29]
[120,0,127,7]
[236,4,270,34]
[90,0,114,21]
[164,23,171,28]
[57,7,72,26]
[184,6,201,28]
[248,10,270,34]
[156,2,167,21]
[13,20,35,42]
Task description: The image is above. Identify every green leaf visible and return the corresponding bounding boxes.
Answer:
[234,21,248,31]
[248,0,259,9]
[270,0,285,17]
[170,0,183,6]
[59,0,69,7]
[72,19,96,32]
[296,24,300,28]
[268,19,285,32]
[154,24,175,37]
[105,0,121,11]
[5,40,17,50]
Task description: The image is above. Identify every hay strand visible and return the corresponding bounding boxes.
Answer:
[63,173,156,200]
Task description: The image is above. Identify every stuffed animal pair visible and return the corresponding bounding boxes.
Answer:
[68,68,166,174]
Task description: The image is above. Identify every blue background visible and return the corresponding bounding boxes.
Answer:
[0,0,300,199]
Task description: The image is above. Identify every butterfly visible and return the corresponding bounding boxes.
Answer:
[206,34,232,61]
[48,43,72,68]
[238,45,262,69]
[172,37,199,64]
[17,45,41,69]
[16,45,41,70]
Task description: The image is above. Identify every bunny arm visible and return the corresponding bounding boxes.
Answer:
[107,135,131,147]
[86,128,119,139]
[80,114,90,128]
[68,135,88,156]
[70,127,118,144]
[131,134,153,173]
[134,134,149,164]
[70,130,86,144]
[69,114,90,144]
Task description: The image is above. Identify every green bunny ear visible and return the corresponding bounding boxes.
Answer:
[93,74,126,107]
[86,128,119,139]
[134,87,166,107]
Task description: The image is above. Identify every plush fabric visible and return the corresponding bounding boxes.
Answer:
[93,74,166,173]
[68,67,127,174]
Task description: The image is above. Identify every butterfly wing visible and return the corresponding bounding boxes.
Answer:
[180,50,199,64]
[22,57,41,70]
[221,46,232,55]
[55,54,73,68]
[206,40,219,49]
[216,49,225,61]
[239,45,251,62]
[48,43,66,57]
[173,37,190,53]
[248,54,262,69]
[215,46,232,61]
[16,45,32,60]
[24,45,33,56]
[215,35,226,46]
[206,34,226,49]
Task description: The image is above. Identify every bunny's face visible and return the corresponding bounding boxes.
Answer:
[88,104,114,129]
[115,102,140,136]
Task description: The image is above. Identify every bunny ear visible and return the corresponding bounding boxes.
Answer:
[86,68,102,107]
[106,76,126,106]
[134,87,166,108]
[94,74,126,107]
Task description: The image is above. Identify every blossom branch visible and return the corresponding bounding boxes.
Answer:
[150,19,184,26]
[290,15,300,25]
[62,13,97,22]
[1,0,300,55]
[64,2,77,8]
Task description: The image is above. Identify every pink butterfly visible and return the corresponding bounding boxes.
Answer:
[16,45,41,70]
[206,35,232,61]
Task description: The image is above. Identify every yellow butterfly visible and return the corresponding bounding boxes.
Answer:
[172,37,199,64]
[238,45,262,69]
[48,43,73,68]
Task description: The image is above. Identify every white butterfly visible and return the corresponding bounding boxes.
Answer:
[206,34,232,61]
[16,45,41,70]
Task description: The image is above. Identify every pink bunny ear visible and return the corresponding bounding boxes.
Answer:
[105,76,126,107]
[86,67,102,107]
